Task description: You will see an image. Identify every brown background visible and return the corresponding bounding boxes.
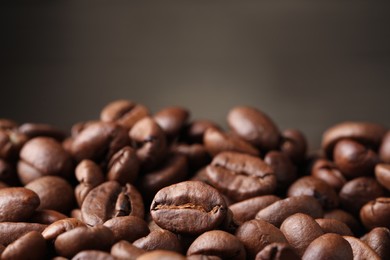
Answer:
[1,0,390,150]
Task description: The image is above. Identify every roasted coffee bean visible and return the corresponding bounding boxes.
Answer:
[339,177,385,216]
[287,176,339,209]
[187,255,222,260]
[133,229,182,253]
[184,120,220,144]
[111,240,146,260]
[323,209,362,236]
[30,209,67,224]
[72,250,115,260]
[256,195,323,227]
[227,106,280,151]
[280,129,307,164]
[255,243,299,260]
[375,163,390,191]
[187,230,245,260]
[0,244,5,255]
[71,120,99,138]
[137,250,186,260]
[0,129,27,161]
[18,137,73,184]
[333,139,378,178]
[203,128,259,157]
[311,159,346,191]
[150,181,227,235]
[103,216,150,243]
[264,151,297,191]
[42,218,86,241]
[81,181,144,226]
[100,100,149,130]
[173,143,210,170]
[343,236,381,260]
[315,218,353,236]
[360,197,390,230]
[205,151,276,202]
[71,208,83,221]
[360,227,390,259]
[154,107,190,139]
[1,231,46,260]
[280,213,324,256]
[302,233,353,260]
[0,119,17,130]
[379,130,390,163]
[55,225,115,258]
[235,219,287,259]
[321,122,386,157]
[229,195,280,224]
[129,117,167,171]
[107,146,139,185]
[0,180,8,188]
[0,222,47,246]
[18,123,66,141]
[0,187,40,222]
[26,176,74,213]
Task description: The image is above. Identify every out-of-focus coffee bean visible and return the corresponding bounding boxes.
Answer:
[0,129,27,161]
[71,209,83,221]
[315,218,353,236]
[1,231,46,260]
[103,216,150,243]
[264,151,297,191]
[18,123,66,141]
[360,227,390,259]
[42,218,86,241]
[30,209,67,224]
[323,209,362,236]
[173,143,210,170]
[255,243,299,260]
[133,229,182,253]
[136,250,186,260]
[343,236,381,260]
[107,146,139,185]
[311,159,346,191]
[72,250,115,260]
[184,120,220,144]
[379,130,390,163]
[154,107,190,140]
[360,197,390,230]
[0,181,8,189]
[71,121,99,138]
[0,159,14,182]
[0,187,40,222]
[0,222,47,246]
[111,240,146,260]
[280,129,307,164]
[302,233,353,260]
[0,119,17,130]
[187,255,222,260]
[375,163,390,191]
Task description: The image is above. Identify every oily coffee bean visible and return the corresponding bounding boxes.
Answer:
[18,137,73,184]
[255,243,299,260]
[72,250,115,260]
[184,120,220,144]
[42,218,86,241]
[30,209,67,224]
[1,231,46,260]
[375,163,390,191]
[100,100,149,130]
[315,218,353,236]
[311,159,346,191]
[302,233,353,260]
[103,216,150,243]
[0,187,40,222]
[107,146,139,185]
[360,197,390,230]
[133,229,182,253]
[264,151,297,191]
[18,123,66,141]
[173,143,210,170]
[0,129,27,161]
[333,139,378,179]
[255,195,323,227]
[154,106,190,139]
[187,230,246,260]
[111,240,146,260]
[0,222,47,246]
[379,130,390,163]
[235,219,288,259]
[205,151,276,202]
[360,227,390,259]
[137,250,186,260]
[25,176,74,213]
[343,236,381,260]
[227,106,280,151]
[81,181,144,226]
[280,129,307,164]
[323,209,362,236]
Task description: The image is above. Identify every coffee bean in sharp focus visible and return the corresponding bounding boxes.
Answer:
[360,227,390,259]
[1,231,46,260]
[302,233,353,260]
[360,197,390,230]
[0,187,40,222]
[154,106,190,140]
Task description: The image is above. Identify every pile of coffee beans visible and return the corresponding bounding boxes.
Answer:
[0,100,389,259]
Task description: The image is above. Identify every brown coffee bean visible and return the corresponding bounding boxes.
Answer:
[0,159,15,182]
[82,181,144,226]
[100,100,149,130]
[25,176,74,213]
[18,137,73,184]
[227,106,280,151]
[0,129,27,161]
[0,181,8,189]
[133,229,182,253]
[71,208,83,221]
[343,236,381,260]
[360,227,390,259]
[187,255,222,260]
[264,151,297,191]
[311,159,346,191]
[315,218,353,236]
[256,195,323,227]
[203,128,259,157]
[255,243,299,260]
[333,139,378,179]
[187,230,245,260]
[137,250,186,260]
[42,218,86,241]
[111,240,146,260]
[379,130,390,163]
[235,219,288,259]
[55,225,115,258]
[30,209,67,224]
[154,106,190,139]
[280,129,307,164]
[205,151,276,202]
[375,163,390,191]
[71,120,99,138]
[0,187,40,222]
[323,209,362,236]
[103,216,150,243]
[1,231,46,260]
[72,250,115,260]
[280,213,324,256]
[0,222,47,246]
[150,181,227,235]
[302,233,353,260]
[229,195,280,224]
[184,120,220,144]
[107,146,139,185]
[0,244,5,256]
[173,143,210,170]
[18,123,66,141]
[360,197,390,230]
[339,177,385,216]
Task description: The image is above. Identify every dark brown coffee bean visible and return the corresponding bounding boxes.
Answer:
[360,197,390,230]
[82,181,144,226]
[227,106,280,151]
[203,128,259,157]
[18,137,73,184]
[323,209,362,236]
[235,219,287,259]
[288,176,339,209]
[30,209,67,224]
[360,227,390,259]
[265,151,297,191]
[339,177,385,216]
[42,218,86,241]
[107,146,139,185]
[100,100,149,130]
[25,176,74,213]
[0,129,27,161]
[343,236,381,260]
[111,240,146,260]
[187,230,245,260]
[302,233,353,260]
[154,106,190,139]
[72,250,115,260]
[173,143,210,170]
[375,163,390,191]
[322,122,386,157]
[379,130,390,163]
[280,129,307,164]
[315,218,353,236]
[150,181,227,235]
[311,159,346,191]
[205,151,276,202]
[1,231,46,260]
[256,195,323,227]
[280,213,324,256]
[18,123,66,141]
[333,139,378,179]
[0,119,17,130]
[0,222,47,246]
[255,243,299,260]
[129,117,167,171]
[137,250,186,260]
[0,187,40,222]
[229,195,280,225]
[184,120,220,144]
[133,229,182,253]
[103,216,149,243]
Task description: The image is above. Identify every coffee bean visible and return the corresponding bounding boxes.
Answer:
[323,209,362,236]
[0,129,27,161]
[311,159,346,191]
[343,236,381,260]
[360,227,390,259]
[184,120,220,144]
[280,129,307,164]
[154,107,190,139]
[111,240,146,260]
[375,163,390,191]
[255,243,299,260]
[42,218,86,241]
[302,233,353,260]
[71,208,83,221]
[30,209,67,224]
[0,119,17,130]
[107,146,139,185]
[187,230,245,260]
[72,250,115,260]
[0,159,14,182]
[173,143,210,170]
[379,130,390,163]
[71,120,99,138]
[264,151,297,191]
[187,255,222,260]
[227,106,280,151]
[0,244,5,256]
[150,181,227,235]
[103,216,150,243]
[315,218,353,236]
[0,222,47,246]
[1,231,46,260]
[133,229,182,253]
[360,197,390,230]
[137,250,186,260]
[0,187,40,222]
[18,123,66,141]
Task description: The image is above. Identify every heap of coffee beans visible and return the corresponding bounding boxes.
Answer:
[0,100,389,259]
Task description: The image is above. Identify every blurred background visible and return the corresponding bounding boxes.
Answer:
[1,0,390,150]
